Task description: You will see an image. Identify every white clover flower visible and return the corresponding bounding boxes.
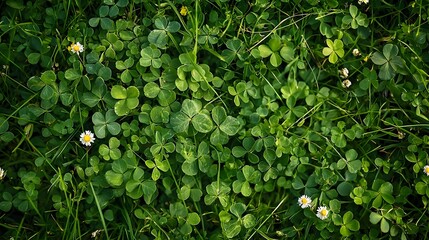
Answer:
[342,79,352,88]
[358,0,369,4]
[91,229,102,238]
[316,206,329,220]
[352,48,361,57]
[423,165,429,176]
[0,167,6,180]
[298,195,312,208]
[70,42,84,55]
[79,130,95,147]
[339,68,349,79]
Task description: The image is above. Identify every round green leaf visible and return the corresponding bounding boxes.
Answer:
[125,98,139,109]
[192,112,213,133]
[182,99,201,117]
[148,30,167,49]
[369,212,382,224]
[380,218,389,233]
[337,181,353,196]
[98,66,112,80]
[212,106,227,125]
[100,18,115,30]
[258,45,272,58]
[65,69,81,81]
[111,85,127,99]
[210,128,229,146]
[107,122,121,136]
[126,86,140,98]
[347,219,360,231]
[415,181,427,195]
[114,100,129,116]
[170,112,190,133]
[219,116,240,136]
[105,170,123,186]
[182,161,198,176]
[144,82,160,98]
[187,212,200,226]
[41,70,56,84]
[28,52,41,64]
[270,53,282,67]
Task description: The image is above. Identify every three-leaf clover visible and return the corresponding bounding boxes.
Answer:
[148,16,180,49]
[232,165,261,197]
[333,211,361,236]
[204,181,231,207]
[170,99,213,133]
[371,44,406,80]
[111,85,140,116]
[82,78,108,107]
[99,137,122,160]
[140,45,162,68]
[210,106,241,146]
[342,5,369,29]
[92,109,121,139]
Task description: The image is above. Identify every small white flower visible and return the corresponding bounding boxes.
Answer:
[70,42,84,55]
[80,130,95,147]
[339,68,349,79]
[316,206,329,220]
[91,229,102,238]
[352,48,361,57]
[358,0,369,4]
[0,167,6,180]
[298,195,312,208]
[342,79,352,88]
[423,165,429,176]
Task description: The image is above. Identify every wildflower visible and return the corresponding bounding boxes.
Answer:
[0,167,6,180]
[298,195,312,208]
[423,165,429,176]
[316,206,329,220]
[180,6,188,16]
[352,48,361,57]
[70,42,84,55]
[363,55,370,62]
[358,0,369,4]
[397,130,405,139]
[342,79,352,88]
[91,229,102,238]
[339,68,349,79]
[79,130,95,147]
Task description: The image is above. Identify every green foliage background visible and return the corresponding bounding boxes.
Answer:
[1,0,429,239]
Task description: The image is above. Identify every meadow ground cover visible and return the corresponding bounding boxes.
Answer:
[1,0,429,239]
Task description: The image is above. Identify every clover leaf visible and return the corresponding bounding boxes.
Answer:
[148,16,180,49]
[251,36,283,67]
[221,38,243,64]
[82,78,108,107]
[140,45,162,68]
[210,106,241,146]
[115,57,135,83]
[170,99,213,133]
[336,211,361,236]
[204,181,231,207]
[342,5,369,29]
[322,39,345,64]
[111,85,140,116]
[92,109,121,139]
[143,82,176,106]
[232,165,261,197]
[371,44,406,80]
[99,137,121,161]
